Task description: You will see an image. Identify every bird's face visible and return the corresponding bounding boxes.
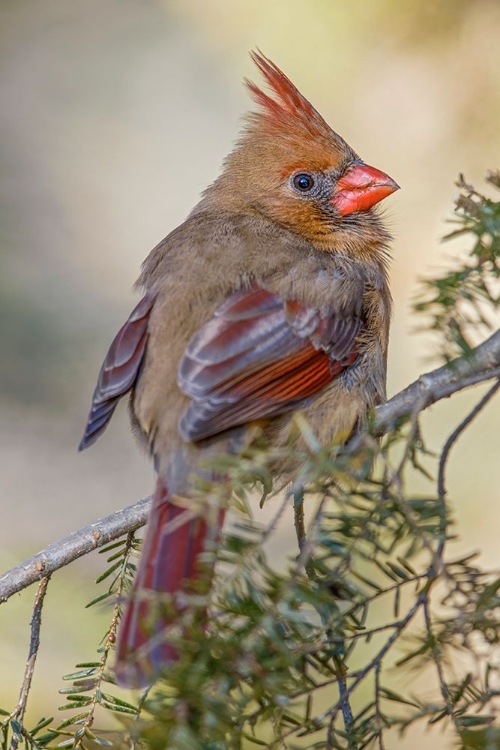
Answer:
[251,144,399,247]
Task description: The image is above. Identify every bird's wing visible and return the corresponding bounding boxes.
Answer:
[178,286,361,442]
[79,293,156,450]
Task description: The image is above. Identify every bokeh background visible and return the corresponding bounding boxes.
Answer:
[1,0,499,746]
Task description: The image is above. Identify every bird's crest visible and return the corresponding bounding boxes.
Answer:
[246,51,348,151]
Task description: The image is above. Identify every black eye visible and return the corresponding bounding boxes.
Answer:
[292,173,315,192]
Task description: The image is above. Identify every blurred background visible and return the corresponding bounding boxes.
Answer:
[1,0,499,745]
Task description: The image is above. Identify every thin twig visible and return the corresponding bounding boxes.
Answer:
[327,658,355,749]
[422,594,457,729]
[291,487,355,744]
[7,576,50,750]
[435,378,500,563]
[293,489,307,553]
[438,378,500,501]
[394,398,424,482]
[309,594,425,733]
[374,661,386,750]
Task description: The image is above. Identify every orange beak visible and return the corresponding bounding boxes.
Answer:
[332,161,399,216]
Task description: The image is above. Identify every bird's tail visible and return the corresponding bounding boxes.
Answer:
[115,478,225,688]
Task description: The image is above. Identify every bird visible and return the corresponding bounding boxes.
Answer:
[79,51,399,688]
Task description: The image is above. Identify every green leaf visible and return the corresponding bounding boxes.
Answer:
[98,540,127,555]
[85,591,113,608]
[101,702,137,715]
[59,697,92,710]
[99,694,137,712]
[56,713,89,730]
[30,717,54,736]
[62,668,97,681]
[241,734,269,746]
[10,721,22,741]
[88,736,113,747]
[379,687,420,707]
[456,715,494,728]
[95,560,122,584]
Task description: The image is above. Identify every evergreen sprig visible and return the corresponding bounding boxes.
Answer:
[53,533,140,749]
[414,171,500,361]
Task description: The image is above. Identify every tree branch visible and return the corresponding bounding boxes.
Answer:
[437,377,500,501]
[0,497,151,603]
[1,328,499,604]
[374,329,500,433]
[5,577,50,750]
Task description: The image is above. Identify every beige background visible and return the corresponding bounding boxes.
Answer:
[1,1,499,746]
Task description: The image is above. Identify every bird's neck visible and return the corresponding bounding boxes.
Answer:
[194,187,391,274]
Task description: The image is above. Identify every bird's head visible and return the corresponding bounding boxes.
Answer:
[207,52,399,255]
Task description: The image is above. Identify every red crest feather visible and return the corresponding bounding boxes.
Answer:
[246,51,346,148]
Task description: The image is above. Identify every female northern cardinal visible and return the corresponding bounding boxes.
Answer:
[80,52,398,687]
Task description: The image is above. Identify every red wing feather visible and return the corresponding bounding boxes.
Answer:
[178,287,360,442]
[79,293,156,450]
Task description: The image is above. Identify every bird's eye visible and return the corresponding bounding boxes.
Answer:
[292,173,315,192]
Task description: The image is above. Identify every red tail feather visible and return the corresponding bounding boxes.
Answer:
[115,480,225,688]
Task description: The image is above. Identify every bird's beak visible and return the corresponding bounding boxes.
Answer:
[332,161,399,216]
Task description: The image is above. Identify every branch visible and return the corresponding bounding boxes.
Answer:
[5,577,50,750]
[437,378,500,500]
[292,489,354,744]
[374,329,500,433]
[0,496,151,603]
[1,328,499,604]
